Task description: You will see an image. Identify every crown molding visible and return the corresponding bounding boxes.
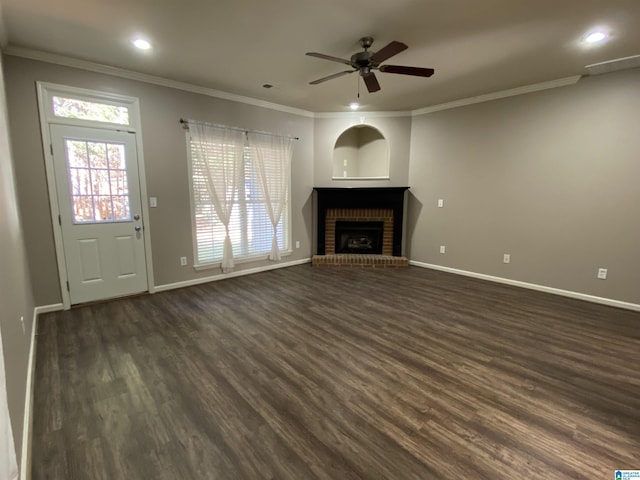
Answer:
[3,46,315,118]
[313,110,412,119]
[4,46,409,118]
[4,46,583,118]
[585,54,640,76]
[412,75,581,116]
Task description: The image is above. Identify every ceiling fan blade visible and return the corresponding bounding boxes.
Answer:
[379,65,435,77]
[306,52,353,67]
[363,73,381,93]
[370,41,408,64]
[309,70,355,85]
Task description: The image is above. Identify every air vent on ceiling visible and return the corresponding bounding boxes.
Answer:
[585,54,640,76]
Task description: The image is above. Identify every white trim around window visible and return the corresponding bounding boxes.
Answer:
[185,131,292,271]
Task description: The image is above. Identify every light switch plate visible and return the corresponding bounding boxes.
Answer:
[149,197,158,208]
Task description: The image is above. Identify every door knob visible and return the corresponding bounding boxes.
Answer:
[135,224,142,232]
[134,214,140,220]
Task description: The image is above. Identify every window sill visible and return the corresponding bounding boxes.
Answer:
[332,176,390,181]
[193,250,293,272]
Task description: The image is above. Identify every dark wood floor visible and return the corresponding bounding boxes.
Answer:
[33,265,640,479]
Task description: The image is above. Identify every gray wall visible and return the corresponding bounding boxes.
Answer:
[357,127,388,178]
[3,54,640,309]
[333,129,358,178]
[1,42,638,480]
[408,68,640,304]
[3,55,314,306]
[0,52,36,470]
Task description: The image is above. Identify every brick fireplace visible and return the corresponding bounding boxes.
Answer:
[325,208,393,255]
[312,187,409,267]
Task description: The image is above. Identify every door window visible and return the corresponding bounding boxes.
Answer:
[65,139,131,223]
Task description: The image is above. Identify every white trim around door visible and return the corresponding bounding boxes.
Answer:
[36,82,155,309]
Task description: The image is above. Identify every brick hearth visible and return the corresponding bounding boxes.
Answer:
[311,254,409,268]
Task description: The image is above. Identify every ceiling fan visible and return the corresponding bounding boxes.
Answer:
[306,37,435,93]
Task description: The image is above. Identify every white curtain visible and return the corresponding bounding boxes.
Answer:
[249,133,294,261]
[189,121,245,273]
[0,327,19,480]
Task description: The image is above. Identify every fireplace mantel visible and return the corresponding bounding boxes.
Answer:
[313,187,409,257]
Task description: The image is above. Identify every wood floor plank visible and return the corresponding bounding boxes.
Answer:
[32,265,640,479]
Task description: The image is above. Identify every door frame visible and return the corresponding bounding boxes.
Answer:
[37,82,155,309]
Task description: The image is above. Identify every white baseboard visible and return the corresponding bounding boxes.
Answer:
[33,303,64,314]
[20,304,63,480]
[409,261,640,312]
[19,308,39,480]
[155,257,312,293]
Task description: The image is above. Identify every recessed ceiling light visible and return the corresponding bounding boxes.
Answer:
[132,38,152,50]
[349,102,360,110]
[585,31,607,44]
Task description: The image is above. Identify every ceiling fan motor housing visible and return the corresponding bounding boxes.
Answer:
[351,51,376,74]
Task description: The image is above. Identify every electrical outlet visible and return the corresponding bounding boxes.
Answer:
[180,256,188,266]
[295,240,300,249]
[439,245,446,254]
[597,268,607,280]
[503,254,511,264]
[437,199,444,208]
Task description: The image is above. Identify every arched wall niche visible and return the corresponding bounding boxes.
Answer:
[332,124,389,179]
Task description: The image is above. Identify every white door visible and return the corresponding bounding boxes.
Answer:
[50,124,148,304]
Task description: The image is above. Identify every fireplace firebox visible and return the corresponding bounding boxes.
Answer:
[335,221,384,254]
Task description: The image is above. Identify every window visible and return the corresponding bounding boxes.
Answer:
[64,139,130,223]
[189,139,290,267]
[39,83,139,131]
[52,96,130,125]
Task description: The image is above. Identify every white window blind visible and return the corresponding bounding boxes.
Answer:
[189,136,290,268]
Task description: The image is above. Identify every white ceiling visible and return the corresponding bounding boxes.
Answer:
[1,0,639,113]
